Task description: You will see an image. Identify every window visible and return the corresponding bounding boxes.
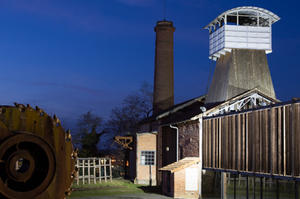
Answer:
[140,151,155,165]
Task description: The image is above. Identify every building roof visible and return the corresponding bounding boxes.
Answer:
[204,6,280,29]
[138,95,206,125]
[139,88,280,128]
[159,157,200,173]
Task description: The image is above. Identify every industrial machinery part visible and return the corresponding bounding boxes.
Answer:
[0,103,76,199]
[114,136,133,150]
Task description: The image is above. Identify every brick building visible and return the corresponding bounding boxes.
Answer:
[160,157,201,199]
[135,6,280,199]
[134,132,157,185]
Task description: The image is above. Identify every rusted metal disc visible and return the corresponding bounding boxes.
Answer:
[0,105,76,199]
[0,133,56,199]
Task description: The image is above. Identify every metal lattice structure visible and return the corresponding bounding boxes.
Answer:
[75,158,112,184]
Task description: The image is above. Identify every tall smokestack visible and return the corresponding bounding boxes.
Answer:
[153,21,175,114]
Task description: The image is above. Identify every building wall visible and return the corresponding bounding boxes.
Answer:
[178,120,199,159]
[173,165,200,199]
[135,133,157,185]
[157,126,163,186]
[157,126,177,186]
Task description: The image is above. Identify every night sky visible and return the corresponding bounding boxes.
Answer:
[0,0,299,129]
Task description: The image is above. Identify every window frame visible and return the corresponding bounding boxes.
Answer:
[140,150,155,166]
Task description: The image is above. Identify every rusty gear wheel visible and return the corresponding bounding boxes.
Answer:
[0,104,76,199]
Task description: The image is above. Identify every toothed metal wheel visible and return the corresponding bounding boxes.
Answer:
[0,104,76,199]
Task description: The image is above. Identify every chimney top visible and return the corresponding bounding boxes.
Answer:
[155,20,175,32]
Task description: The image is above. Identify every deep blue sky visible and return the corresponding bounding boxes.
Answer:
[0,0,299,129]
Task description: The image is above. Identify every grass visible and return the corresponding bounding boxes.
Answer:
[70,178,145,198]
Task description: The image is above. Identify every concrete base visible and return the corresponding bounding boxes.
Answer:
[134,179,157,186]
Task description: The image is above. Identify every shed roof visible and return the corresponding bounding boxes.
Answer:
[204,6,280,29]
[159,157,200,173]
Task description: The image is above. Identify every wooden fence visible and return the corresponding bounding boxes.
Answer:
[75,158,112,184]
[202,101,300,179]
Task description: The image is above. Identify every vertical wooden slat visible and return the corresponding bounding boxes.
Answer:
[208,119,211,167]
[286,105,292,175]
[262,109,269,173]
[99,159,102,183]
[109,158,112,182]
[104,159,107,182]
[246,112,249,172]
[83,159,85,184]
[283,106,287,176]
[293,103,300,176]
[259,110,263,173]
[228,116,232,169]
[232,115,236,170]
[223,117,228,169]
[237,114,241,170]
[93,158,96,184]
[255,111,260,172]
[290,104,295,176]
[214,118,218,168]
[241,114,245,171]
[295,103,300,176]
[219,118,222,169]
[212,119,216,168]
[278,107,282,175]
[249,111,254,172]
[270,107,277,174]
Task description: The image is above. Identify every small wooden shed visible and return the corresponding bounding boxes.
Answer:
[159,157,201,199]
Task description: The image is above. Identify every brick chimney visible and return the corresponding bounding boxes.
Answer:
[153,21,175,114]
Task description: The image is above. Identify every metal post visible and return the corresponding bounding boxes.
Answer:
[93,158,96,184]
[99,159,101,183]
[82,160,85,184]
[246,176,249,199]
[221,173,227,199]
[295,181,298,199]
[260,177,263,199]
[76,159,79,185]
[88,159,91,184]
[109,158,112,182]
[149,165,152,186]
[234,174,237,199]
[276,179,279,199]
[104,159,107,182]
[253,177,256,199]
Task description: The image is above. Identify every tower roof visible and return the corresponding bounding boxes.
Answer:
[204,6,280,29]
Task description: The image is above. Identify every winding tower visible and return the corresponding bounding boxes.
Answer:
[205,7,280,104]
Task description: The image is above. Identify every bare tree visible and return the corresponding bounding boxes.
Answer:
[106,82,153,137]
[74,111,107,157]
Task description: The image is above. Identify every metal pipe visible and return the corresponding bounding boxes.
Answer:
[170,124,179,162]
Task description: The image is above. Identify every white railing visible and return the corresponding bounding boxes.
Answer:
[75,157,112,184]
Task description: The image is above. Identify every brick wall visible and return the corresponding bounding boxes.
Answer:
[136,133,157,185]
[178,121,199,159]
[173,165,199,199]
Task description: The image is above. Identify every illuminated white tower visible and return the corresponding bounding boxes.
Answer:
[204,6,280,103]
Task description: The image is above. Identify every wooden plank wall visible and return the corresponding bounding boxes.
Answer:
[203,102,300,178]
